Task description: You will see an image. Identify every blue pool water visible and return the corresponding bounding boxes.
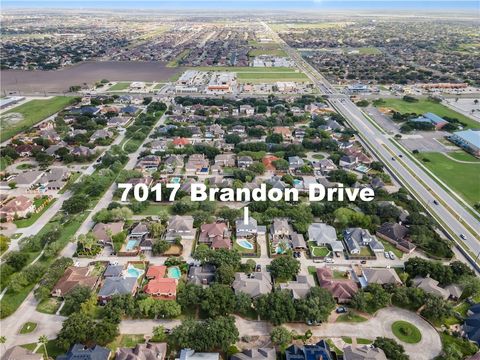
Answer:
[126,265,144,278]
[293,179,302,186]
[237,239,254,250]
[125,240,138,251]
[167,266,181,279]
[171,177,181,184]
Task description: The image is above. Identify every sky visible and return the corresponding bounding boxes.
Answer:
[1,0,479,11]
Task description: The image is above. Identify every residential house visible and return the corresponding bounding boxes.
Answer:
[236,217,260,239]
[357,268,402,288]
[412,276,455,300]
[176,349,220,360]
[116,343,167,360]
[188,264,216,286]
[165,215,195,241]
[318,159,337,174]
[40,129,61,143]
[376,222,416,254]
[270,218,306,251]
[237,156,253,168]
[339,155,357,168]
[71,145,95,157]
[164,155,184,173]
[90,129,113,142]
[172,137,191,149]
[463,304,480,345]
[136,155,161,171]
[285,340,333,360]
[146,265,167,280]
[214,153,236,167]
[316,267,358,303]
[232,272,273,298]
[57,344,111,360]
[308,223,345,253]
[230,125,246,135]
[185,154,209,173]
[1,346,43,360]
[51,266,99,297]
[343,228,381,255]
[273,127,293,141]
[343,346,387,360]
[121,105,139,115]
[239,104,255,116]
[11,170,44,188]
[0,195,35,221]
[98,277,138,304]
[144,277,177,300]
[149,140,168,153]
[199,221,232,250]
[288,156,304,170]
[231,348,276,360]
[91,222,124,246]
[206,124,225,138]
[107,116,129,128]
[279,275,315,299]
[104,264,124,278]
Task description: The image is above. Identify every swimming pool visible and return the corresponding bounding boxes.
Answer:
[125,239,139,251]
[237,239,254,250]
[170,177,181,184]
[167,266,181,279]
[293,179,302,186]
[125,264,145,278]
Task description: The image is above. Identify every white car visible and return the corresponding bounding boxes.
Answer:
[389,251,396,260]
[325,257,335,264]
[384,251,389,259]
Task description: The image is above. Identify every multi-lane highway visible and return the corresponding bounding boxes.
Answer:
[262,22,480,268]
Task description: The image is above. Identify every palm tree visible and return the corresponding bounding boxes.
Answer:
[39,335,48,360]
[0,336,6,354]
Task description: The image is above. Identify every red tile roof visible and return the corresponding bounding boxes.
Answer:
[144,278,177,299]
[146,265,167,279]
[316,267,358,303]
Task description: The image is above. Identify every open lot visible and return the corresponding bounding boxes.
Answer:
[0,96,75,142]
[415,152,480,205]
[375,98,479,129]
[237,71,310,83]
[108,82,131,91]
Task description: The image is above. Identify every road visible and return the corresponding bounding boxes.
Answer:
[262,22,480,269]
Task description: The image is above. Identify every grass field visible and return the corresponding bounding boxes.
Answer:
[248,49,287,57]
[237,71,310,84]
[351,47,382,55]
[36,298,61,314]
[19,322,37,334]
[440,333,479,357]
[415,152,480,205]
[0,96,75,142]
[391,321,422,344]
[138,203,172,216]
[375,98,479,129]
[108,82,131,91]
[336,312,368,323]
[447,151,480,163]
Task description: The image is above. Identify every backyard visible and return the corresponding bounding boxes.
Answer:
[0,96,76,142]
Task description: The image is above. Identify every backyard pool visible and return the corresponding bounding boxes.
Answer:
[125,264,145,278]
[125,239,139,251]
[293,179,302,186]
[237,239,254,250]
[170,177,181,184]
[167,266,181,279]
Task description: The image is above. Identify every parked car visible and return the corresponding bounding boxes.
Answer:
[389,251,396,260]
[384,251,389,259]
[325,257,335,263]
[336,307,347,314]
[255,264,262,272]
[360,260,367,264]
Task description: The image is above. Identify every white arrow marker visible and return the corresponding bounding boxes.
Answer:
[244,206,249,225]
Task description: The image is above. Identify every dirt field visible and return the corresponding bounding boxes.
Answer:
[1,61,181,93]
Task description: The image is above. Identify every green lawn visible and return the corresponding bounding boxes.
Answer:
[415,152,480,205]
[138,203,172,216]
[312,154,325,160]
[0,96,76,142]
[35,340,65,358]
[378,238,403,259]
[14,199,56,228]
[336,312,368,323]
[311,246,330,257]
[440,332,478,358]
[108,82,131,91]
[447,151,480,163]
[374,98,479,129]
[237,71,310,83]
[248,49,287,57]
[357,338,373,344]
[342,336,353,344]
[107,334,145,351]
[19,322,37,334]
[190,66,298,73]
[36,298,61,314]
[391,321,422,344]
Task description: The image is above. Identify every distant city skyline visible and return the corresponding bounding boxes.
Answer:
[2,0,479,10]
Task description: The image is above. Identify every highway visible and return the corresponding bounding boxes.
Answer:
[262,22,480,267]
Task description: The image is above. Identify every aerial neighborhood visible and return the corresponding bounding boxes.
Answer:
[0,6,479,360]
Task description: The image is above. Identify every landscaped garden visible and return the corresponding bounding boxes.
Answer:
[391,320,422,344]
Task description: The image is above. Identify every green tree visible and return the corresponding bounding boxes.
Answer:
[270,326,293,350]
[201,284,236,317]
[255,290,296,325]
[269,256,300,281]
[152,240,170,255]
[295,287,335,323]
[152,325,167,342]
[63,286,93,315]
[216,264,236,285]
[373,337,409,360]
